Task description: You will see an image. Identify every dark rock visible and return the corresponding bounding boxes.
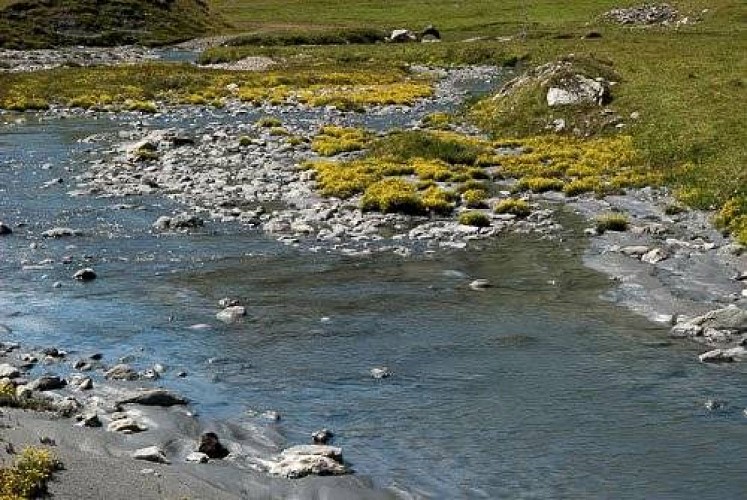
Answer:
[197,432,229,459]
[0,222,12,235]
[29,375,67,391]
[421,24,441,40]
[73,268,97,281]
[118,389,188,407]
[312,429,334,445]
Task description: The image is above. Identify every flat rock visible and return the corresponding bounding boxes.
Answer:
[269,445,348,479]
[132,446,169,464]
[0,363,21,379]
[185,452,209,463]
[699,347,746,363]
[118,389,188,407]
[672,306,747,339]
[105,364,139,381]
[42,227,83,238]
[108,418,147,433]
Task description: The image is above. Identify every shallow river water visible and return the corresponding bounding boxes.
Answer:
[2,112,747,498]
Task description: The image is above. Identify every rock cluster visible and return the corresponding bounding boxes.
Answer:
[603,4,685,26]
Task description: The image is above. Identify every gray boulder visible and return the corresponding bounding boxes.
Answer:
[105,364,139,381]
[118,389,188,407]
[42,227,83,238]
[547,75,610,107]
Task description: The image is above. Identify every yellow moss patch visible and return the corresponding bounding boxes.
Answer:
[312,126,370,156]
[494,198,531,217]
[360,178,424,214]
[458,211,491,227]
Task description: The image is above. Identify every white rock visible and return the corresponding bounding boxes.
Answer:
[132,446,169,464]
[216,305,246,323]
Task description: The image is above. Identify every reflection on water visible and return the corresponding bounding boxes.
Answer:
[2,115,747,498]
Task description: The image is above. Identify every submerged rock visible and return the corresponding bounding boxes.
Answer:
[370,367,392,379]
[0,222,13,235]
[469,279,493,290]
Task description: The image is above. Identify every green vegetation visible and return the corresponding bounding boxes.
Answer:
[596,213,629,233]
[494,198,531,217]
[0,0,215,49]
[0,446,59,499]
[256,116,283,128]
[458,211,491,227]
[0,63,430,111]
[360,178,424,214]
[224,27,387,47]
[311,125,370,156]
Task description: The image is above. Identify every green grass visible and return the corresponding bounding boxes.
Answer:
[208,0,627,40]
[0,0,216,49]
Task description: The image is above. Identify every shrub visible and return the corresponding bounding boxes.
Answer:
[0,447,59,499]
[462,189,488,208]
[563,177,600,196]
[257,116,283,128]
[458,211,491,227]
[595,213,629,233]
[421,186,456,215]
[494,198,531,217]
[360,178,424,214]
[312,126,369,156]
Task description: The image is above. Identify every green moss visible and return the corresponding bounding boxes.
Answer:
[360,178,424,215]
[422,112,453,130]
[494,198,531,217]
[312,125,369,156]
[516,176,565,193]
[257,116,283,128]
[458,210,491,227]
[462,188,489,208]
[369,130,488,165]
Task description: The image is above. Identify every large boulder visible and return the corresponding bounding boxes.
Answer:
[104,364,139,381]
[547,75,610,107]
[118,389,188,407]
[268,445,349,479]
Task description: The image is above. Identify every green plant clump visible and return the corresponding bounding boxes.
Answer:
[360,178,424,215]
[458,210,491,227]
[596,213,629,233]
[494,198,531,217]
[0,446,59,499]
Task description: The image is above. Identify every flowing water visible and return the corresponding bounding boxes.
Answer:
[2,109,747,498]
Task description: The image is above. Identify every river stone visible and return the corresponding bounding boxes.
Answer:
[73,268,97,281]
[197,432,229,459]
[170,213,203,229]
[641,248,668,264]
[620,245,650,258]
[469,279,492,290]
[547,75,609,107]
[672,306,747,339]
[118,389,188,407]
[216,305,246,323]
[370,367,392,379]
[76,412,102,427]
[28,375,66,391]
[0,364,21,379]
[269,445,349,479]
[132,446,169,464]
[699,347,746,363]
[186,452,209,463]
[312,429,334,445]
[0,222,12,235]
[42,227,83,238]
[105,364,139,381]
[108,418,147,433]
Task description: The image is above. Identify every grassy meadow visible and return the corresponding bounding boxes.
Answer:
[1,0,745,240]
